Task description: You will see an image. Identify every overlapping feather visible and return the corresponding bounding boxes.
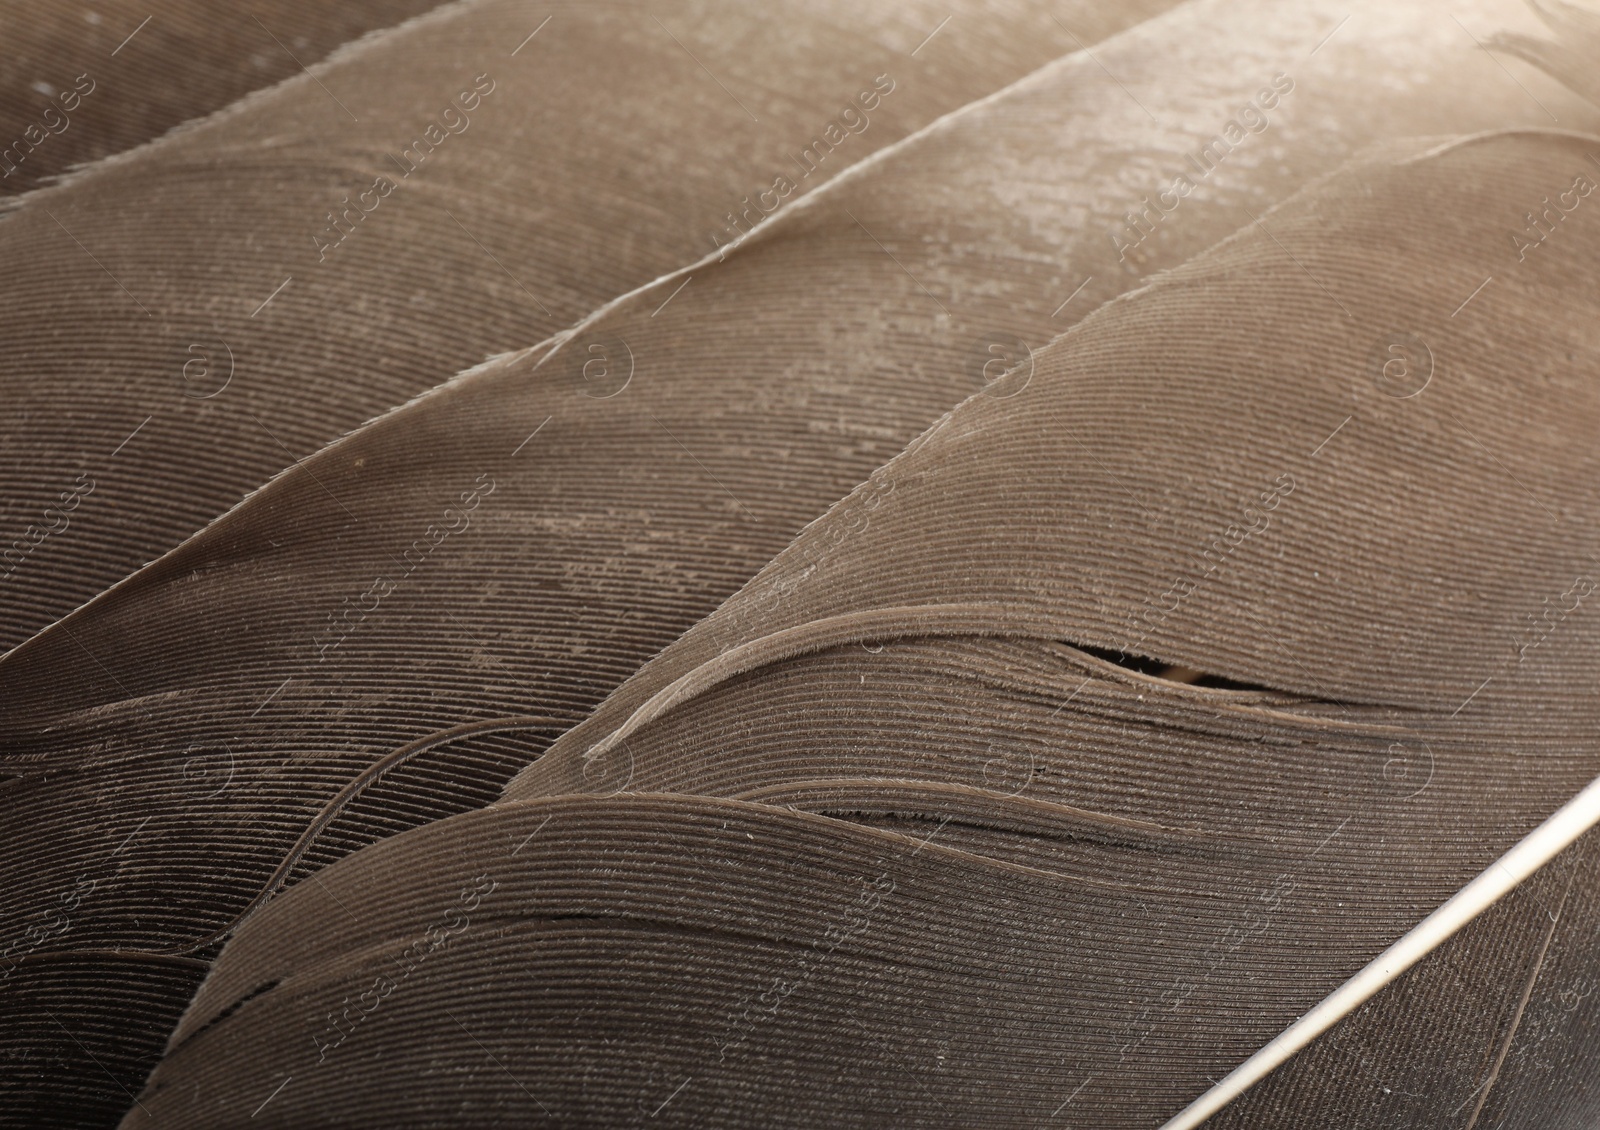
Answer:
[0,0,1123,653]
[131,34,1600,1130]
[0,0,1178,1121]
[4,1,1599,1126]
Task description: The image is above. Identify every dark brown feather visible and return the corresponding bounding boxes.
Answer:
[135,123,1600,1125]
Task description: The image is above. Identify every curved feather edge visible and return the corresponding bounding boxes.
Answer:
[0,0,1131,665]
[0,0,483,219]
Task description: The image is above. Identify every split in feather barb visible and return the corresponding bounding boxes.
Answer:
[142,123,1600,1125]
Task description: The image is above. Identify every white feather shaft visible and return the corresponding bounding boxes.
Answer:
[1160,772,1600,1130]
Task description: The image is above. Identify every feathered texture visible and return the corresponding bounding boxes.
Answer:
[5,4,1584,1124]
[0,0,447,197]
[131,116,1600,1125]
[131,791,1321,1127]
[0,0,1122,655]
[1208,828,1600,1127]
[6,1,1599,1126]
[1490,0,1600,107]
[0,2,1190,1121]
